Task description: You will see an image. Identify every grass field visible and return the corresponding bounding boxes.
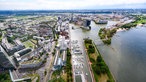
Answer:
[30,39,37,44]
[23,40,35,48]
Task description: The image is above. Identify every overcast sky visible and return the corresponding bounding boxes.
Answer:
[0,0,146,10]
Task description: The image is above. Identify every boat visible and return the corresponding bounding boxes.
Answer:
[95,20,108,24]
[80,26,91,30]
[86,73,88,76]
[83,37,89,40]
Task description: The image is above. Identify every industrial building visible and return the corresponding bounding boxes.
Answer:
[14,48,32,62]
[53,50,63,70]
[53,49,67,70]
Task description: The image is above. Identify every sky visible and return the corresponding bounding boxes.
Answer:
[0,0,146,10]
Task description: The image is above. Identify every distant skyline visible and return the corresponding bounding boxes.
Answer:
[0,0,146,10]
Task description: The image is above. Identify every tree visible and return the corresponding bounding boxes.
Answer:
[67,48,71,56]
[92,64,101,75]
[52,52,55,56]
[46,53,49,56]
[97,56,102,62]
[84,39,92,44]
[44,70,47,75]
[88,44,95,54]
[103,39,111,44]
[0,73,11,82]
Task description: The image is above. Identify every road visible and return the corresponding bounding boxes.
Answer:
[43,41,56,82]
[34,41,55,82]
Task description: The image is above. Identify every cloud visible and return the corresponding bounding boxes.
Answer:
[0,0,146,10]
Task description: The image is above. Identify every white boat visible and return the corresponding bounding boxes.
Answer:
[86,73,88,75]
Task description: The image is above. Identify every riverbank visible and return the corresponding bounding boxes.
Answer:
[70,19,146,82]
[98,15,146,45]
[121,15,146,29]
[84,39,115,82]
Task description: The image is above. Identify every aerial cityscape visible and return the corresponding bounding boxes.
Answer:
[0,0,146,82]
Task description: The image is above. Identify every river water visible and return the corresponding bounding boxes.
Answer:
[71,21,146,82]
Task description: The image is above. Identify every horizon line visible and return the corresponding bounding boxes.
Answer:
[0,8,146,11]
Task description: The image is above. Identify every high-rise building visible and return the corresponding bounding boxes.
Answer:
[0,45,16,69]
[70,13,74,23]
[83,19,91,27]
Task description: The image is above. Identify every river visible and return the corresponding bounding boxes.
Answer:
[71,21,146,82]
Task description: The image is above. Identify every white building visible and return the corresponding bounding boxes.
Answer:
[58,36,67,50]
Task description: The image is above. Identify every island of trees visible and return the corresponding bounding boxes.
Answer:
[99,28,117,45]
